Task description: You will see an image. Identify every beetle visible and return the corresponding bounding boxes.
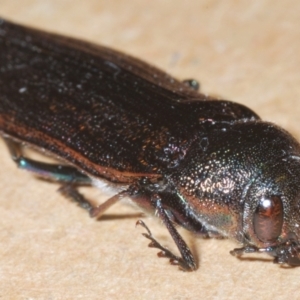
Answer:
[1,18,300,271]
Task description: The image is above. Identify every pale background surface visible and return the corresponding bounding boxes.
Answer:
[1,1,300,299]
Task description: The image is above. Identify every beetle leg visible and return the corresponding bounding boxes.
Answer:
[59,184,129,218]
[3,137,130,217]
[230,245,259,257]
[182,79,200,91]
[3,137,91,184]
[230,238,300,266]
[269,239,300,266]
[4,137,99,214]
[58,184,94,212]
[137,194,196,271]
[136,219,189,266]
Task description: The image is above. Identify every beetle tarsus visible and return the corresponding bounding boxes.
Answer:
[272,239,300,266]
[153,197,197,271]
[136,219,194,271]
[231,239,300,267]
[230,245,259,257]
[136,192,197,271]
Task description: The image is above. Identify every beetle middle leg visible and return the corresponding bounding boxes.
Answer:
[136,219,194,269]
[133,191,197,271]
[59,184,129,218]
[63,183,198,271]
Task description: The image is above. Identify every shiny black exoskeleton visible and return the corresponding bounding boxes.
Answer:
[1,18,300,271]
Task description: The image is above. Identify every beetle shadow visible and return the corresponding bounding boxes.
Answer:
[95,213,144,221]
[234,256,273,264]
[278,265,299,269]
[234,256,300,269]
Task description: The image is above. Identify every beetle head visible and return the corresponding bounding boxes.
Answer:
[241,122,300,265]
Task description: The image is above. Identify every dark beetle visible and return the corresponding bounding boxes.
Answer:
[1,18,300,271]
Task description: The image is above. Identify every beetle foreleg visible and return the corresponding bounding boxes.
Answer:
[270,239,300,266]
[137,194,197,271]
[230,238,300,266]
[230,245,259,257]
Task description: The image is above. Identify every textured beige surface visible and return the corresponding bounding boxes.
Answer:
[1,1,300,299]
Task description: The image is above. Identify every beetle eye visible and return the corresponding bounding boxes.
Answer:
[253,196,283,243]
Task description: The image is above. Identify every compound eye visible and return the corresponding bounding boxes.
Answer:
[253,196,283,243]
